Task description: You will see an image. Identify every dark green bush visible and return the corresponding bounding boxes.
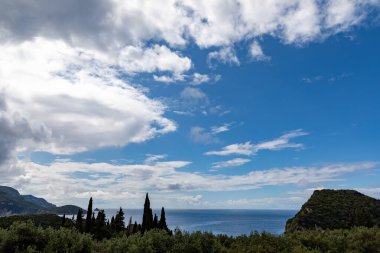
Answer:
[1,220,380,253]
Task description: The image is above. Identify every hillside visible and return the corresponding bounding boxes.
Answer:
[286,189,380,232]
[0,186,83,216]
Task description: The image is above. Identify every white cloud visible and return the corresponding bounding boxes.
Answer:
[119,45,192,74]
[254,129,308,151]
[145,154,167,164]
[206,129,308,156]
[324,0,363,30]
[180,87,208,101]
[212,158,251,169]
[206,142,254,156]
[153,73,186,83]
[0,38,176,162]
[1,0,379,52]
[208,47,240,66]
[2,160,377,207]
[211,123,231,134]
[192,73,211,85]
[249,41,270,61]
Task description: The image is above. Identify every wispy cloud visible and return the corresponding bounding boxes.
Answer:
[144,154,167,164]
[206,142,254,156]
[205,129,308,156]
[211,123,231,135]
[212,158,251,169]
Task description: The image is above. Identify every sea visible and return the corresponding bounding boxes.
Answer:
[102,209,297,236]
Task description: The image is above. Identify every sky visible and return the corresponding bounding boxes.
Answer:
[0,0,380,209]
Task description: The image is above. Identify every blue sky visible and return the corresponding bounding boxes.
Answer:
[0,0,380,209]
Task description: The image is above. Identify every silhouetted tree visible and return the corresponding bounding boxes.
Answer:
[91,212,96,232]
[85,197,93,233]
[159,207,169,232]
[132,221,139,233]
[76,208,83,232]
[153,213,158,228]
[61,214,66,227]
[142,193,153,233]
[94,209,109,240]
[110,216,115,232]
[114,207,125,232]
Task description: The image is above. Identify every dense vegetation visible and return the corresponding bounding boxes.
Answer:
[286,189,380,232]
[0,221,380,253]
[0,214,65,229]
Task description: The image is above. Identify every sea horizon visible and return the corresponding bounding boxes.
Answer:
[100,209,298,236]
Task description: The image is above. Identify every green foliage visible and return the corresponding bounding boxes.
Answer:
[1,221,380,253]
[0,221,92,253]
[114,208,125,233]
[286,189,380,232]
[0,214,65,229]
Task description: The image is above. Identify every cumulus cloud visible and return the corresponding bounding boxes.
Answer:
[2,160,377,207]
[192,73,211,85]
[212,158,251,169]
[118,45,192,74]
[205,129,308,156]
[0,38,176,166]
[208,47,240,66]
[1,0,379,51]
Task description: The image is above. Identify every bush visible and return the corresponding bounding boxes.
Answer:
[1,220,380,253]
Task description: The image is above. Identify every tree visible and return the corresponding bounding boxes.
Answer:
[114,207,125,232]
[61,214,66,227]
[133,221,139,234]
[76,208,83,232]
[159,207,169,232]
[94,209,109,240]
[85,197,93,233]
[142,193,153,233]
[153,213,158,228]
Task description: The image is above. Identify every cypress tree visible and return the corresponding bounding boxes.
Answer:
[153,213,158,228]
[133,221,138,234]
[76,208,83,232]
[61,214,66,227]
[114,207,125,232]
[85,197,93,233]
[94,209,108,240]
[159,207,169,232]
[142,193,153,233]
[127,216,133,235]
[110,216,115,232]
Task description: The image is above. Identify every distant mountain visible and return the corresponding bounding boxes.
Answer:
[0,186,84,216]
[286,189,380,232]
[22,195,57,209]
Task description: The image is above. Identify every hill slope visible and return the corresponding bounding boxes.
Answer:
[0,186,83,216]
[285,189,380,232]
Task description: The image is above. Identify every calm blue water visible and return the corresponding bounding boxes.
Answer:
[103,209,297,236]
